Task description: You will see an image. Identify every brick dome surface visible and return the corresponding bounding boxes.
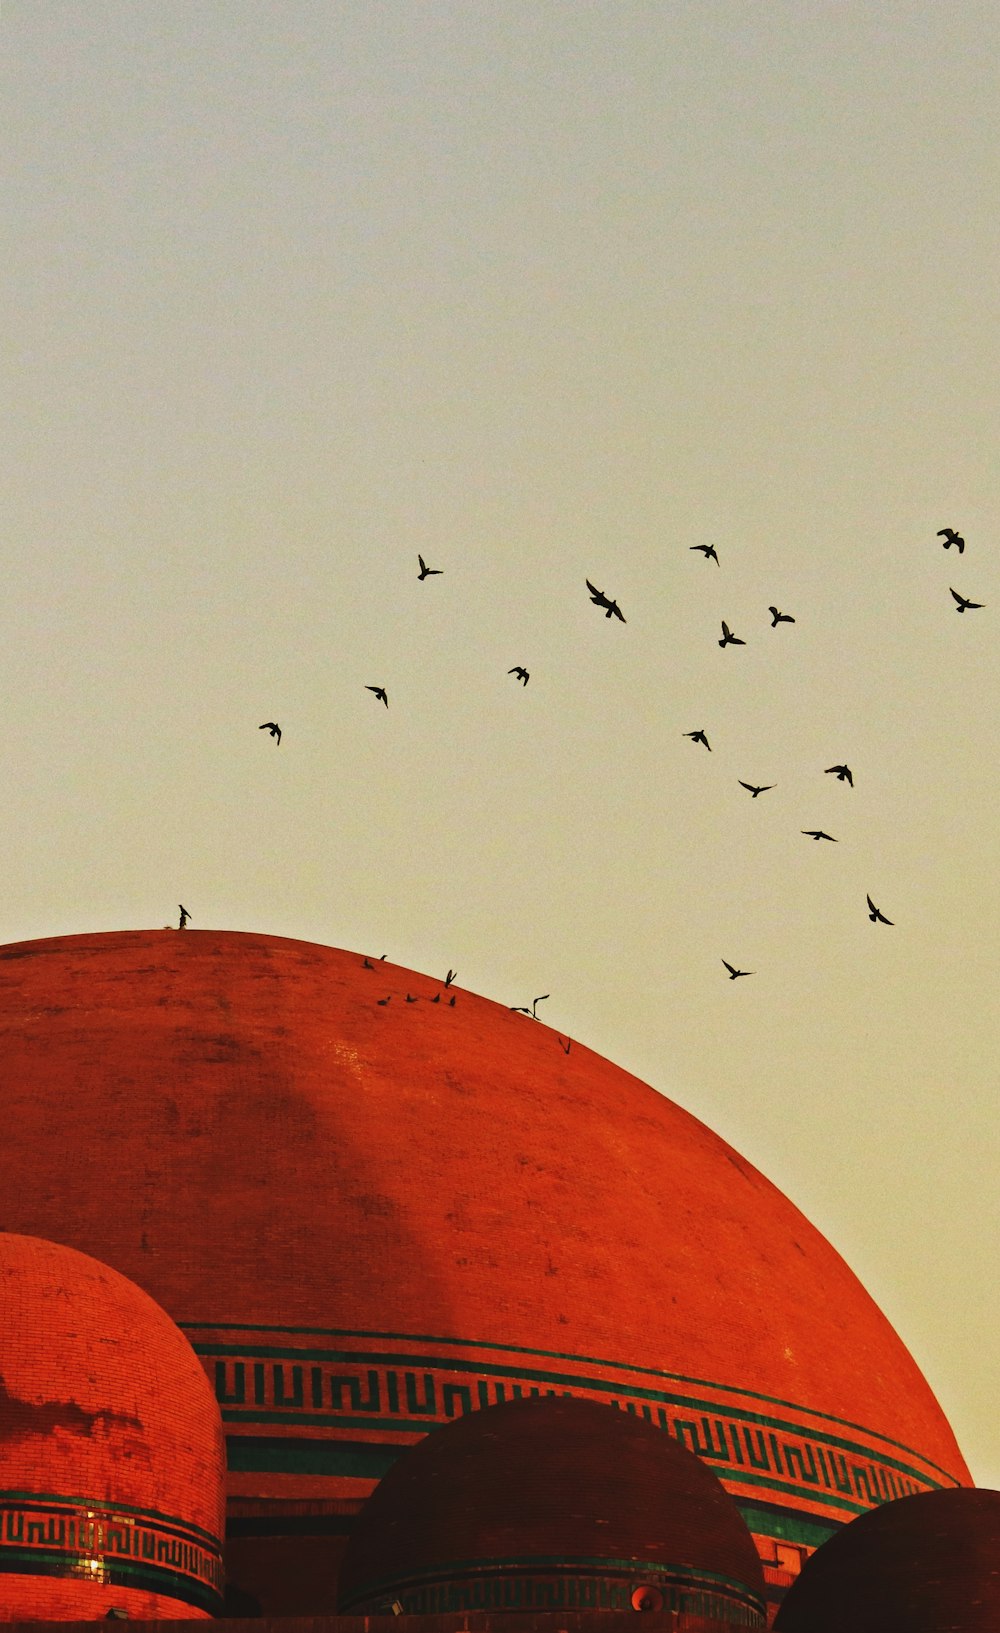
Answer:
[338,1395,767,1626]
[0,929,970,1617]
[0,1232,225,1620]
[773,1487,1000,1631]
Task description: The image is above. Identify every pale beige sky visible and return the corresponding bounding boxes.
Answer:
[2,2,998,1484]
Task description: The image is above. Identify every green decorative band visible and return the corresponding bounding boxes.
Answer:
[0,1496,223,1614]
[342,1558,764,1626]
[188,1329,956,1522]
[181,1321,961,1482]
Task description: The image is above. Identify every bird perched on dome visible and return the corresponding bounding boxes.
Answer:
[178,905,191,929]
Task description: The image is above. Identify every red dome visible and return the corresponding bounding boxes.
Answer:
[0,1232,224,1620]
[0,929,970,1617]
[338,1395,767,1626]
[773,1487,1000,1630]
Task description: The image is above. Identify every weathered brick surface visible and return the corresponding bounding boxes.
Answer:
[0,1234,225,1620]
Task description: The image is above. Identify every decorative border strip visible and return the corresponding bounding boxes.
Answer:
[0,1496,223,1613]
[187,1329,959,1525]
[342,1555,765,1625]
[181,1321,961,1482]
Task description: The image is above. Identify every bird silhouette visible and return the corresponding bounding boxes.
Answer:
[825,764,853,785]
[722,960,753,979]
[684,729,711,751]
[508,667,530,685]
[950,588,984,612]
[690,544,719,564]
[532,994,549,1018]
[178,905,191,930]
[802,830,837,842]
[405,994,418,1003]
[739,780,775,798]
[362,957,375,969]
[417,555,442,580]
[377,995,392,1006]
[444,969,457,988]
[769,606,795,626]
[367,685,389,706]
[937,528,965,553]
[558,1036,572,1055]
[259,721,281,744]
[719,621,745,647]
[585,579,626,621]
[866,894,893,925]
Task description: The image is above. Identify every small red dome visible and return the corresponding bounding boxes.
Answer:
[0,1233,225,1620]
[773,1487,1000,1631]
[338,1395,767,1626]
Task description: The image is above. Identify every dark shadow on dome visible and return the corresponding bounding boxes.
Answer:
[774,1487,1000,1633]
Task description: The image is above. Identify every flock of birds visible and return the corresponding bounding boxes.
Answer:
[173,529,983,1002]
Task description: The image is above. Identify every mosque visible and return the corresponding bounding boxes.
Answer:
[0,928,995,1630]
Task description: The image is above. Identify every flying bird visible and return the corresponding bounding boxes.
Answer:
[722,960,753,980]
[690,543,720,564]
[825,764,853,785]
[769,606,795,626]
[684,730,711,751]
[258,721,281,744]
[417,555,442,580]
[866,894,894,925]
[366,685,389,706]
[950,588,984,612]
[178,905,191,930]
[937,528,965,553]
[719,621,745,647]
[531,994,549,1018]
[802,830,837,842]
[739,780,775,798]
[444,969,457,988]
[585,579,626,622]
[508,667,530,685]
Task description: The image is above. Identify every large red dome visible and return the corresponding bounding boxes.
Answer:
[0,929,969,1618]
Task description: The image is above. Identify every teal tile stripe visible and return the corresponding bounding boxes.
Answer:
[181,1321,960,1483]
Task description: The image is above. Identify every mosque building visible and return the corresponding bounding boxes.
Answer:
[0,927,995,1630]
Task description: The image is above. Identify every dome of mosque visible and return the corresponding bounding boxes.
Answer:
[0,1231,224,1621]
[338,1394,768,1626]
[773,1486,1000,1631]
[0,928,970,1617]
